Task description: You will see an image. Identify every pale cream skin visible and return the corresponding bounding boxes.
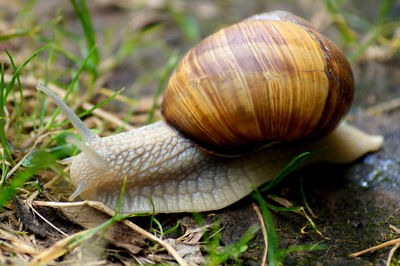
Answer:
[37,84,383,214]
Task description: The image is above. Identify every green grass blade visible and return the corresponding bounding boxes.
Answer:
[265,203,304,212]
[324,0,356,43]
[70,0,99,79]
[75,87,125,119]
[5,45,49,100]
[163,220,180,235]
[169,9,201,44]
[375,0,396,25]
[349,0,396,61]
[252,188,280,265]
[208,224,259,264]
[299,177,317,219]
[0,63,14,165]
[1,149,8,185]
[114,176,128,216]
[0,12,62,42]
[278,243,325,258]
[0,149,58,209]
[46,87,124,130]
[44,46,97,130]
[0,29,33,41]
[261,151,312,192]
[0,167,39,210]
[4,50,24,133]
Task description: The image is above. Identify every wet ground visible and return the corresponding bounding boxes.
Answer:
[212,60,400,265]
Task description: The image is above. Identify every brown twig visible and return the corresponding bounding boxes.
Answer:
[386,243,400,266]
[346,97,400,122]
[252,202,267,266]
[31,200,188,266]
[349,238,400,257]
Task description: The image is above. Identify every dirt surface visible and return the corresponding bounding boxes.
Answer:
[209,60,400,265]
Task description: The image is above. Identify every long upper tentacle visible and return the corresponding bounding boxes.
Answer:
[36,84,98,142]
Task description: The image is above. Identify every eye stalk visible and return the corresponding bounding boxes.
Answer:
[36,84,109,196]
[35,84,99,143]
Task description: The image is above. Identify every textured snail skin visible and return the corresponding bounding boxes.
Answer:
[69,121,383,214]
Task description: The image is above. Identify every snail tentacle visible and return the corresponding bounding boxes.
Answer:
[67,137,108,169]
[36,84,99,142]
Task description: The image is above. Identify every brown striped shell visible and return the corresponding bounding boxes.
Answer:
[161,11,354,155]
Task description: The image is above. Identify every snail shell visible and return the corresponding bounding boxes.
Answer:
[162,12,354,155]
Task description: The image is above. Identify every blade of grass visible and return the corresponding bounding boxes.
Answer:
[0,29,36,41]
[0,167,40,210]
[206,224,259,264]
[0,149,59,209]
[0,5,63,41]
[299,177,317,219]
[4,45,49,100]
[324,0,356,43]
[46,87,125,130]
[75,87,125,120]
[349,0,396,61]
[278,243,325,258]
[203,219,222,263]
[4,51,24,133]
[252,188,280,265]
[146,51,180,124]
[0,63,14,165]
[1,149,8,185]
[261,151,312,192]
[265,204,304,212]
[300,208,330,240]
[169,9,201,45]
[0,16,60,42]
[44,46,97,130]
[70,0,99,80]
[164,221,180,235]
[101,23,164,75]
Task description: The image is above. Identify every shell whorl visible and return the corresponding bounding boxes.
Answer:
[162,17,354,155]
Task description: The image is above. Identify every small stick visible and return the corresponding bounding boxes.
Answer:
[386,243,400,266]
[252,202,268,266]
[349,238,400,257]
[347,97,400,122]
[32,200,188,266]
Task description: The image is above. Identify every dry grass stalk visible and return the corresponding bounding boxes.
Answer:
[252,202,268,266]
[31,200,189,266]
[349,238,400,257]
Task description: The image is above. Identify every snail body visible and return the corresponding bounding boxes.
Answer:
[37,11,383,214]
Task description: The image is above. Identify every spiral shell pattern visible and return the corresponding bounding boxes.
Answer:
[162,16,354,155]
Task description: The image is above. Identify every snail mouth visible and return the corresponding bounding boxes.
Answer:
[60,155,78,164]
[67,145,111,201]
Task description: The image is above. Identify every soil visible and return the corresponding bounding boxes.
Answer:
[208,60,400,265]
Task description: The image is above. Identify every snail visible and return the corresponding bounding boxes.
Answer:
[37,11,383,214]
